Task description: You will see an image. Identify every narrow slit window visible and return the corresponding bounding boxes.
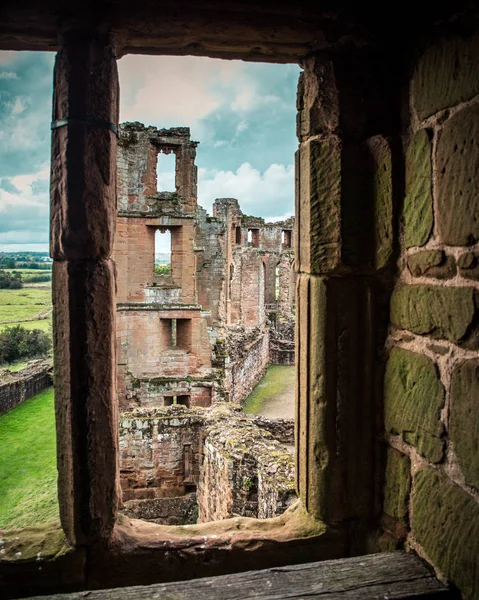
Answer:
[154,228,172,276]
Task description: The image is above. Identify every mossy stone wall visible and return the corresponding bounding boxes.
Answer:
[383,27,479,600]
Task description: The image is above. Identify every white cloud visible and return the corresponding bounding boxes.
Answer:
[198,162,294,218]
[0,166,49,244]
[0,71,18,79]
[118,55,241,125]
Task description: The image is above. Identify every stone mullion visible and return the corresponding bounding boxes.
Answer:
[50,31,120,546]
[295,53,380,526]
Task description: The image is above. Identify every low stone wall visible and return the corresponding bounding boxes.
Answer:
[269,317,295,365]
[225,327,270,404]
[252,416,294,445]
[119,404,296,525]
[0,361,53,415]
[197,405,296,523]
[122,493,198,525]
[119,408,204,502]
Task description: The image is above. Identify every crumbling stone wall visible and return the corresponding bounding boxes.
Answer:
[119,405,295,525]
[381,32,479,600]
[0,361,53,415]
[224,326,270,404]
[114,129,295,411]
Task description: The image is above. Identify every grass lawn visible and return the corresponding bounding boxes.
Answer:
[243,365,295,415]
[0,288,52,324]
[0,388,59,529]
[0,318,52,333]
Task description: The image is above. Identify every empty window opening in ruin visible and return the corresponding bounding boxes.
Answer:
[282,230,292,249]
[275,263,280,301]
[156,148,176,193]
[160,318,192,352]
[154,228,172,276]
[248,228,260,248]
[235,226,242,244]
[164,395,190,407]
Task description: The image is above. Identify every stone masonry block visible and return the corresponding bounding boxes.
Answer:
[412,33,479,121]
[404,129,433,248]
[297,137,341,274]
[412,468,479,600]
[52,259,119,545]
[297,56,339,140]
[296,274,375,524]
[436,104,479,245]
[390,284,476,344]
[458,252,479,280]
[50,32,119,260]
[407,250,456,279]
[450,359,479,490]
[383,447,411,528]
[384,348,445,462]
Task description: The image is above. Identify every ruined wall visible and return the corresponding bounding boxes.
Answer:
[119,408,204,502]
[0,361,53,415]
[119,405,295,525]
[382,32,479,600]
[196,405,296,523]
[224,327,270,405]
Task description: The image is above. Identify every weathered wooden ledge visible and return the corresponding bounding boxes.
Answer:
[25,552,453,599]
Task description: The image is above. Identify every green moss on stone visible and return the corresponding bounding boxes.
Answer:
[412,33,479,121]
[450,359,479,491]
[407,250,456,279]
[390,284,475,343]
[404,130,433,248]
[412,468,479,600]
[383,447,411,527]
[436,104,479,246]
[303,137,341,273]
[384,348,445,462]
[370,136,393,270]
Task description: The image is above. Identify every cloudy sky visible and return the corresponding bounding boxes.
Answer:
[0,51,300,252]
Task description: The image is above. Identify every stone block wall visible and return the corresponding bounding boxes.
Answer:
[0,361,53,415]
[196,405,296,523]
[382,31,479,600]
[119,405,295,525]
[119,409,204,501]
[224,327,270,405]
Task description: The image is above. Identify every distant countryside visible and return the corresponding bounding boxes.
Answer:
[0,252,52,370]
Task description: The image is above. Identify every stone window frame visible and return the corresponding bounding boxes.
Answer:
[4,28,378,586]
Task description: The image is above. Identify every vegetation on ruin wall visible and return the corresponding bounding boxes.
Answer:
[243,365,295,415]
[0,388,59,529]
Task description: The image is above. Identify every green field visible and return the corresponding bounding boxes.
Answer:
[0,318,52,333]
[0,388,59,529]
[0,288,52,324]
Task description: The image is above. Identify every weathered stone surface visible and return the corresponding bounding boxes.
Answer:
[404,130,433,248]
[384,348,444,462]
[450,359,479,491]
[297,137,341,274]
[50,32,119,260]
[458,252,479,280]
[297,274,375,524]
[369,136,393,270]
[436,104,479,246]
[53,259,120,545]
[407,250,456,279]
[412,33,479,121]
[390,284,476,343]
[297,56,339,140]
[412,468,479,600]
[383,448,411,527]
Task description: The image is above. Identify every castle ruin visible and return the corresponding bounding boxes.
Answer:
[113,123,296,523]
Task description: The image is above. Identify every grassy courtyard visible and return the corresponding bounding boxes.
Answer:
[0,388,59,529]
[243,365,295,419]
